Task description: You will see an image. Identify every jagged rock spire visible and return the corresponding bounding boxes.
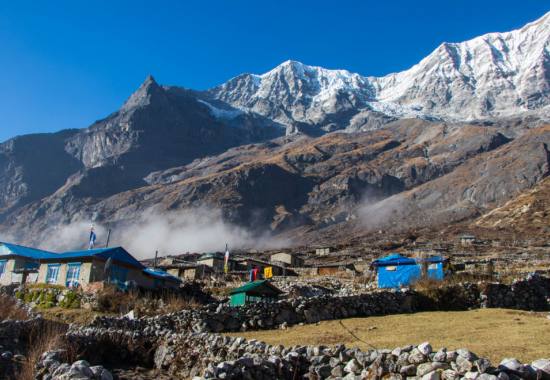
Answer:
[121,74,164,112]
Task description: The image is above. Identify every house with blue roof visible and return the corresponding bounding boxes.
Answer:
[0,241,181,290]
[371,253,447,289]
[0,242,55,286]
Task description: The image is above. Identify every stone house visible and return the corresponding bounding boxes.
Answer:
[161,262,214,280]
[459,234,476,246]
[314,261,356,275]
[270,252,304,267]
[0,242,51,285]
[233,257,295,277]
[36,247,149,288]
[0,241,180,290]
[315,247,333,256]
[196,252,237,273]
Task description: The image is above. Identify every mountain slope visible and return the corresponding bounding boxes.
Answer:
[474,176,550,234]
[2,13,550,248]
[1,119,530,248]
[370,11,550,121]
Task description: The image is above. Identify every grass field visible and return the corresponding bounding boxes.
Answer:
[227,309,550,363]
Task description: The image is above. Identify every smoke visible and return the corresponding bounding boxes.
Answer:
[39,207,290,259]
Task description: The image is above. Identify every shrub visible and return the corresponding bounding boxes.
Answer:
[16,322,72,380]
[59,290,81,309]
[38,291,58,308]
[0,293,29,321]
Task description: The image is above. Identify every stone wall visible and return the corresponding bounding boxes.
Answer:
[88,290,416,334]
[480,273,550,310]
[83,274,550,336]
[63,321,550,380]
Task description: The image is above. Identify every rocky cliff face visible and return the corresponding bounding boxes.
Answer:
[0,76,284,220]
[0,130,82,215]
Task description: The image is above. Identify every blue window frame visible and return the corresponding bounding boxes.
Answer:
[0,260,6,276]
[109,265,128,285]
[65,263,81,287]
[46,264,60,284]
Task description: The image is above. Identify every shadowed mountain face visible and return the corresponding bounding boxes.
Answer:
[2,14,550,247]
[0,76,284,220]
[0,130,82,215]
[5,116,549,247]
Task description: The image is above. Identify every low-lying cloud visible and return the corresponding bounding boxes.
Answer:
[38,207,290,259]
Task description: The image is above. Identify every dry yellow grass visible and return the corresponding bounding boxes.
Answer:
[227,309,550,363]
[38,307,114,325]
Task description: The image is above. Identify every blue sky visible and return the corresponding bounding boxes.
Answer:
[0,0,548,142]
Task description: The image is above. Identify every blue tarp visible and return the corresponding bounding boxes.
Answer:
[372,253,445,289]
[143,267,181,283]
[372,253,417,267]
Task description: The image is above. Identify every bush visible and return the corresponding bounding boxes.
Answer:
[59,290,81,309]
[412,277,481,310]
[16,322,72,380]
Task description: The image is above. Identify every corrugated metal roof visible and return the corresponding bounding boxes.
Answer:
[0,242,57,260]
[56,247,144,269]
[0,242,144,269]
[198,252,224,260]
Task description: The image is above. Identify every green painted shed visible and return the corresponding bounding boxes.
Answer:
[229,280,283,307]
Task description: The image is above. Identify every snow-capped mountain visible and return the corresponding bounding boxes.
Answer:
[208,11,550,133]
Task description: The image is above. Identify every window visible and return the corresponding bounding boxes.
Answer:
[109,265,128,284]
[385,266,397,271]
[0,260,6,277]
[46,264,60,284]
[66,263,81,287]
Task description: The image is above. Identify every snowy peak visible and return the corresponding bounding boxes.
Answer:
[209,11,550,131]
[209,60,374,131]
[372,11,550,119]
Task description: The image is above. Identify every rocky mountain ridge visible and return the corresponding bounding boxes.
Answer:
[207,11,550,134]
[1,13,550,248]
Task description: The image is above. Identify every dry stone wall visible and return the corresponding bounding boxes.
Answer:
[63,322,550,380]
[83,274,550,336]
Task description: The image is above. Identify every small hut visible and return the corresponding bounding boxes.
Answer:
[371,253,446,289]
[229,280,282,307]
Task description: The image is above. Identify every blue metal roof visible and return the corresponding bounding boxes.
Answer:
[0,242,57,260]
[56,247,144,269]
[143,267,181,283]
[0,242,144,269]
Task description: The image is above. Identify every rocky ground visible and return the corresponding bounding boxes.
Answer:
[2,274,550,379]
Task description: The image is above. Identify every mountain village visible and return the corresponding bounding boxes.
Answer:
[1,7,550,380]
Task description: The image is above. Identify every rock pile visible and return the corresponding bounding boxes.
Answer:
[273,277,373,297]
[36,350,113,380]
